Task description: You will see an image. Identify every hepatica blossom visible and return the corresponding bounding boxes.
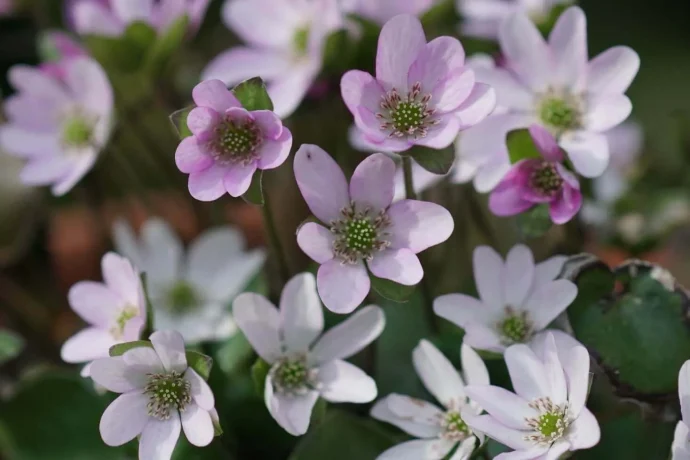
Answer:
[344,0,438,24]
[0,57,113,196]
[674,361,690,460]
[341,14,495,153]
[91,331,216,460]
[434,244,575,353]
[490,124,582,224]
[233,273,384,436]
[175,80,293,200]
[465,333,600,458]
[203,0,343,118]
[294,145,454,313]
[371,340,489,460]
[113,217,265,344]
[476,6,640,178]
[61,252,145,375]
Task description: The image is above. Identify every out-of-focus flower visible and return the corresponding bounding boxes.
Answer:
[113,217,265,344]
[490,124,582,224]
[233,273,384,436]
[91,330,216,460]
[175,80,293,200]
[39,31,88,80]
[475,6,640,178]
[674,362,690,459]
[341,14,495,153]
[61,252,146,376]
[294,145,454,313]
[0,57,113,196]
[371,340,488,460]
[70,0,210,36]
[343,0,438,25]
[457,0,570,40]
[434,244,575,353]
[0,0,14,16]
[203,0,343,119]
[465,333,600,458]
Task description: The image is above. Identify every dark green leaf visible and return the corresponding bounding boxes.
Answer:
[408,145,455,175]
[507,128,542,164]
[146,15,189,75]
[84,21,157,73]
[215,332,254,375]
[109,340,152,357]
[0,329,24,365]
[323,29,354,72]
[169,106,194,139]
[516,204,553,239]
[141,273,155,337]
[232,77,274,112]
[370,273,416,303]
[242,170,264,206]
[187,351,214,381]
[251,358,271,396]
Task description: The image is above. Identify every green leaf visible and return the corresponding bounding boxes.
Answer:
[369,273,416,303]
[251,358,271,396]
[232,77,274,112]
[215,332,254,375]
[84,21,157,73]
[169,106,194,139]
[408,145,455,175]
[186,351,213,381]
[109,340,152,357]
[242,170,264,206]
[0,329,24,365]
[516,204,553,239]
[507,128,542,164]
[146,15,189,75]
[323,29,354,73]
[141,272,156,337]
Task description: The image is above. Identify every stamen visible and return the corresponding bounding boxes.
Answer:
[269,355,319,396]
[529,162,564,197]
[211,116,263,166]
[524,397,571,445]
[538,90,583,134]
[145,371,191,420]
[498,307,533,344]
[166,281,199,314]
[109,305,139,340]
[377,81,436,139]
[330,203,391,264]
[439,410,471,442]
[61,113,95,148]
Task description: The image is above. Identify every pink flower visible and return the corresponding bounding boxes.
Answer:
[39,31,88,80]
[0,57,113,196]
[175,80,293,201]
[489,125,582,224]
[202,0,343,118]
[70,0,210,36]
[344,0,438,25]
[0,0,14,15]
[90,330,216,460]
[475,6,640,178]
[60,252,146,376]
[294,145,454,313]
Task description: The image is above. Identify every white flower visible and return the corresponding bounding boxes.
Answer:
[91,330,216,460]
[465,332,600,459]
[61,252,146,376]
[674,361,690,460]
[113,218,265,344]
[371,340,489,460]
[232,272,384,436]
[434,244,576,353]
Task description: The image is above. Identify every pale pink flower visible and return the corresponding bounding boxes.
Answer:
[0,0,14,15]
[343,0,438,25]
[674,361,690,460]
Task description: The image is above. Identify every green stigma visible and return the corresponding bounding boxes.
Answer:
[167,281,199,313]
[271,356,314,395]
[391,101,425,134]
[345,218,376,252]
[441,411,471,441]
[539,97,581,132]
[111,306,138,339]
[293,27,310,55]
[530,162,564,196]
[62,116,93,147]
[500,311,531,344]
[220,124,259,156]
[538,412,564,437]
[145,371,191,420]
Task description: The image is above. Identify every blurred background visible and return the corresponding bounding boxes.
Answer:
[0,0,689,458]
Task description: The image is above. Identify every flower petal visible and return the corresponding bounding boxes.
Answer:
[150,330,187,373]
[498,11,550,92]
[376,439,441,460]
[221,0,302,48]
[294,144,350,224]
[224,162,257,197]
[257,128,292,170]
[550,183,583,225]
[72,1,124,36]
[503,245,535,309]
[267,61,319,118]
[20,156,72,185]
[371,394,442,438]
[68,281,122,327]
[318,359,377,403]
[376,14,427,93]
[310,305,385,363]
[297,222,335,264]
[473,246,504,310]
[504,344,550,401]
[265,379,318,436]
[464,414,534,451]
[585,95,632,133]
[368,248,423,286]
[280,273,324,353]
[139,218,182,287]
[341,70,387,132]
[525,280,578,330]
[192,79,241,112]
[316,259,370,314]
[387,200,454,253]
[0,125,60,158]
[587,46,640,97]
[99,391,149,446]
[252,110,283,139]
[111,0,153,23]
[548,6,588,92]
[413,339,466,408]
[232,293,281,363]
[559,130,609,178]
[186,106,219,139]
[101,252,141,309]
[181,403,214,447]
[60,328,117,363]
[433,293,501,329]
[350,153,395,214]
[567,407,600,449]
[122,347,164,375]
[455,83,497,128]
[185,368,215,411]
[489,177,534,217]
[175,136,213,174]
[681,361,690,424]
[541,333,568,405]
[561,343,591,417]
[461,343,490,387]
[415,116,462,149]
[202,48,293,88]
[529,125,562,162]
[139,415,182,460]
[473,67,534,112]
[188,164,230,201]
[464,385,535,429]
[90,356,148,393]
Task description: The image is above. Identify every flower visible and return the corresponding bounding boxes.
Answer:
[70,0,210,36]
[175,80,293,200]
[489,124,582,224]
[674,361,690,460]
[61,252,146,376]
[294,145,454,313]
[90,330,216,459]
[202,0,343,118]
[475,6,640,178]
[343,0,438,25]
[39,32,88,80]
[434,244,576,353]
[371,340,488,460]
[457,0,569,40]
[233,273,385,436]
[464,332,600,458]
[113,217,265,344]
[0,0,14,15]
[0,57,113,196]
[340,14,495,153]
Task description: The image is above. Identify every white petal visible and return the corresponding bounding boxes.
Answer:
[280,273,324,353]
[541,333,568,405]
[413,339,466,408]
[150,330,188,373]
[498,11,550,92]
[681,361,690,424]
[318,359,377,403]
[461,343,490,387]
[548,6,587,92]
[567,407,600,450]
[673,421,690,458]
[464,414,533,451]
[60,328,117,363]
[181,403,214,447]
[562,344,590,416]
[524,280,577,331]
[503,245,535,308]
[370,395,441,438]
[265,378,318,436]
[90,356,148,393]
[504,344,550,402]
[140,218,183,286]
[376,439,443,460]
[101,252,142,310]
[99,391,149,446]
[112,219,143,268]
[587,46,640,97]
[559,130,609,178]
[185,226,245,283]
[232,293,281,363]
[464,385,535,429]
[533,256,567,287]
[473,246,505,310]
[122,346,165,375]
[585,95,632,133]
[185,368,215,411]
[139,415,182,460]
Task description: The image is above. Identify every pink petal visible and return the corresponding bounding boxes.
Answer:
[318,359,377,403]
[296,222,335,264]
[549,184,583,225]
[50,151,98,196]
[498,11,550,92]
[90,356,149,392]
[585,95,633,133]
[188,164,229,201]
[587,46,640,97]
[414,115,462,149]
[4,95,58,131]
[376,14,427,93]
[317,259,370,314]
[223,162,257,197]
[101,252,141,308]
[368,248,423,286]
[232,292,282,363]
[341,70,386,135]
[473,67,533,111]
[294,144,350,224]
[72,1,124,36]
[192,80,241,113]
[529,125,563,162]
[252,110,283,139]
[122,347,164,374]
[387,200,454,253]
[63,57,113,116]
[489,171,535,217]
[150,330,187,373]
[187,107,220,138]
[221,0,302,48]
[175,136,213,174]
[454,83,497,128]
[139,416,182,460]
[266,61,319,119]
[548,6,588,92]
[257,128,292,170]
[181,403,214,447]
[350,153,395,213]
[110,0,153,23]
[202,48,293,88]
[99,391,149,446]
[60,327,116,363]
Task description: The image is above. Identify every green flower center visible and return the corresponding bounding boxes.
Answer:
[331,204,391,264]
[145,371,191,420]
[110,305,139,339]
[525,397,571,445]
[62,116,93,147]
[499,310,532,344]
[213,118,262,165]
[530,162,564,196]
[538,412,563,437]
[167,281,199,313]
[392,101,425,134]
[539,96,581,132]
[270,356,315,395]
[293,27,310,55]
[441,410,471,441]
[345,218,377,252]
[378,82,437,139]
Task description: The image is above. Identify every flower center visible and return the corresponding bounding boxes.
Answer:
[538,92,583,134]
[377,82,438,139]
[498,308,532,344]
[166,281,199,314]
[524,397,571,445]
[212,117,262,166]
[62,115,94,147]
[269,355,317,396]
[530,162,564,196]
[330,203,391,264]
[440,410,471,442]
[145,371,192,420]
[293,26,310,55]
[109,305,139,339]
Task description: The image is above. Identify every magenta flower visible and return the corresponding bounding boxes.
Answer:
[294,145,454,313]
[343,0,439,25]
[489,125,582,224]
[175,80,293,201]
[0,57,113,196]
[341,14,495,153]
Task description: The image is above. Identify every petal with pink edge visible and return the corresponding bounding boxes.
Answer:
[192,80,241,113]
[297,222,335,264]
[175,136,213,174]
[387,200,454,253]
[257,128,292,170]
[252,110,283,139]
[317,259,370,314]
[350,153,396,213]
[498,12,550,92]
[224,162,257,197]
[368,248,423,286]
[376,14,427,93]
[188,164,229,201]
[414,116,462,149]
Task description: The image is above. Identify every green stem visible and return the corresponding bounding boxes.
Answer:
[402,156,417,200]
[261,185,290,292]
